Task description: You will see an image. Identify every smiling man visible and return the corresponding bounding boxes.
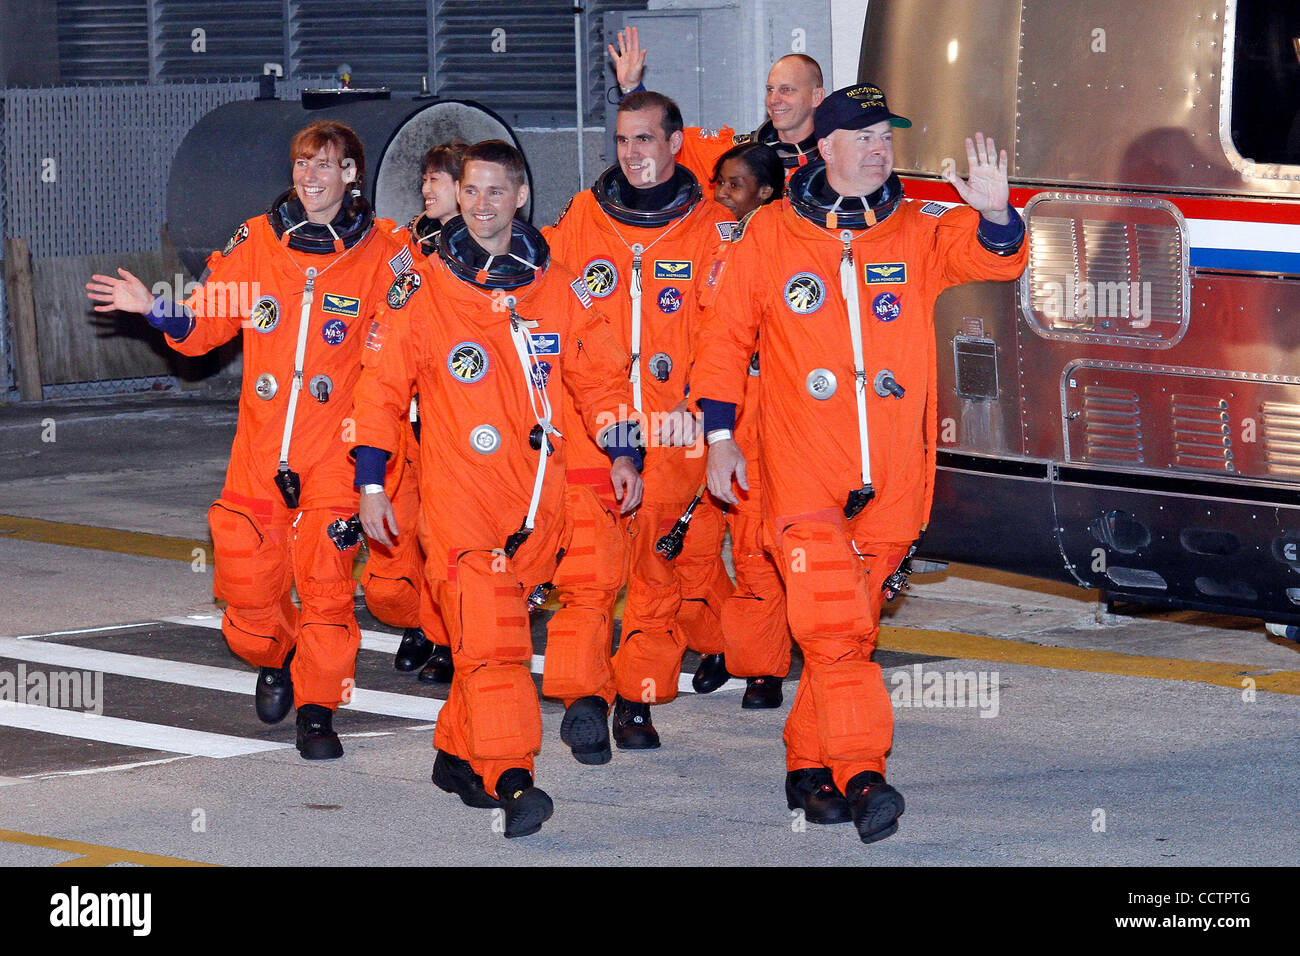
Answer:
[352,140,642,837]
[609,27,826,196]
[688,84,1028,844]
[540,91,737,761]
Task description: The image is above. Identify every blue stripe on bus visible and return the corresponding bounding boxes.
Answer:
[1191,247,1300,273]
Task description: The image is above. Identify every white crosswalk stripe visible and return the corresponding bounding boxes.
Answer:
[0,705,291,758]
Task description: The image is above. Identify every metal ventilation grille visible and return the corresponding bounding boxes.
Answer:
[1171,393,1234,472]
[153,0,284,80]
[1021,194,1189,348]
[1026,216,1077,319]
[290,0,429,93]
[57,0,150,82]
[1261,401,1300,476]
[1082,385,1143,464]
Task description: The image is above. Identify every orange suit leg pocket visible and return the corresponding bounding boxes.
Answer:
[208,498,290,611]
[461,664,543,761]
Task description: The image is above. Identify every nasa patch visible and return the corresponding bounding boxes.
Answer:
[531,360,552,389]
[919,201,952,218]
[657,286,683,314]
[448,341,489,383]
[321,318,348,345]
[873,292,902,322]
[249,295,280,333]
[529,332,561,355]
[653,260,692,281]
[784,273,825,314]
[223,223,248,257]
[864,263,907,285]
[387,270,421,309]
[321,293,360,317]
[582,259,618,298]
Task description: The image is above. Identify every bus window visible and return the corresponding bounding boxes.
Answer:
[1230,0,1300,167]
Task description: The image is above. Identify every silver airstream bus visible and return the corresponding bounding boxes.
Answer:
[863,0,1300,627]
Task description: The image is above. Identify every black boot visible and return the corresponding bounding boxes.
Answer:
[611,695,660,750]
[254,648,294,724]
[742,675,783,709]
[846,770,905,844]
[417,644,455,684]
[560,696,612,765]
[692,653,731,694]
[495,768,554,839]
[784,768,851,825]
[393,627,434,672]
[295,704,343,760]
[431,750,501,809]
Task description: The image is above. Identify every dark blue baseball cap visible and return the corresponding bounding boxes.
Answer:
[813,83,912,140]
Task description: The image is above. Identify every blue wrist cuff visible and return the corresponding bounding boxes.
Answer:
[699,398,737,434]
[354,446,390,487]
[977,205,1025,254]
[599,419,645,472]
[148,296,195,340]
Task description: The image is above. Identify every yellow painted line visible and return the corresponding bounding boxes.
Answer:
[0,513,208,564]
[0,828,216,867]
[878,625,1300,695]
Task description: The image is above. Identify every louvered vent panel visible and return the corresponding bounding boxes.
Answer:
[1082,385,1143,464]
[1170,393,1234,472]
[1261,401,1300,476]
[57,0,149,82]
[1022,196,1188,346]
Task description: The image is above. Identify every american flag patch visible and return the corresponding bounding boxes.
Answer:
[716,221,740,241]
[919,201,953,218]
[570,276,593,307]
[389,246,414,276]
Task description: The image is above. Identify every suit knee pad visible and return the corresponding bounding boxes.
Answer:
[463,664,542,760]
[361,571,420,627]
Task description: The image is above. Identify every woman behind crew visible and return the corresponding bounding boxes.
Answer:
[711,141,784,221]
[705,141,792,709]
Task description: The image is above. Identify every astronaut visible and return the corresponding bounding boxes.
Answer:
[87,121,407,759]
[363,142,466,684]
[702,142,792,709]
[689,85,1028,843]
[542,90,737,760]
[352,140,642,837]
[609,26,826,197]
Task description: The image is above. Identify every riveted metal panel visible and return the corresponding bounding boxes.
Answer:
[1061,360,1300,478]
[859,0,1022,179]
